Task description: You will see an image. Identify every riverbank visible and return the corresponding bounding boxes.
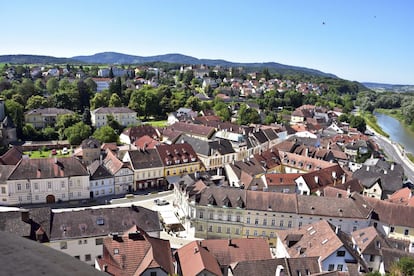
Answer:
[375,109,414,162]
[360,111,390,137]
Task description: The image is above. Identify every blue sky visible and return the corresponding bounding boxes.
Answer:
[2,0,414,84]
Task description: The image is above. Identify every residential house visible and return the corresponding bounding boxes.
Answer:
[103,150,134,194]
[157,142,203,178]
[290,108,314,125]
[47,205,162,266]
[188,186,372,246]
[353,158,404,199]
[119,125,159,145]
[175,238,271,276]
[123,148,165,190]
[0,231,104,276]
[95,225,174,275]
[167,122,216,141]
[25,108,74,129]
[365,196,414,253]
[279,151,336,173]
[225,158,266,189]
[91,78,111,92]
[91,107,138,128]
[178,135,236,171]
[275,220,364,273]
[229,257,322,276]
[386,187,414,206]
[295,164,348,195]
[87,160,114,199]
[252,148,282,173]
[260,173,301,193]
[5,157,89,205]
[349,226,410,273]
[74,138,101,165]
[133,135,159,149]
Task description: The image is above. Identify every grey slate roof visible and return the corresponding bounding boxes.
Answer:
[127,148,163,169]
[177,135,235,156]
[87,160,113,180]
[92,107,135,114]
[8,157,89,180]
[50,205,161,241]
[0,231,105,276]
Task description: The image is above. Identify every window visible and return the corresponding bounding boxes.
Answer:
[85,254,91,262]
[337,250,346,257]
[227,214,231,221]
[370,255,375,262]
[271,219,275,226]
[1,187,5,194]
[208,225,212,232]
[74,256,80,259]
[390,226,395,233]
[328,264,334,271]
[254,230,258,236]
[60,241,67,250]
[114,248,119,255]
[405,229,409,236]
[61,181,65,188]
[279,220,284,227]
[235,228,240,235]
[26,183,30,190]
[47,182,52,189]
[78,240,82,245]
[236,215,240,222]
[217,226,222,233]
[288,221,292,228]
[226,227,230,234]
[199,225,203,231]
[199,211,204,219]
[262,231,266,237]
[353,226,357,232]
[95,238,103,245]
[17,184,21,191]
[255,218,259,225]
[246,217,250,224]
[337,264,343,271]
[263,219,267,226]
[209,213,213,220]
[150,272,157,276]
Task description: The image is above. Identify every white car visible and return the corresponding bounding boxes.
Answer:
[61,147,69,155]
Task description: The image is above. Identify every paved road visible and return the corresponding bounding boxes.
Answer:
[369,127,414,183]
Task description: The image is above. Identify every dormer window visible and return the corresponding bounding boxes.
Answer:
[223,196,231,207]
[208,194,216,206]
[236,196,244,208]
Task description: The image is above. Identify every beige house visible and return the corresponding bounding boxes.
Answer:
[3,157,89,205]
[25,108,74,129]
[91,107,138,128]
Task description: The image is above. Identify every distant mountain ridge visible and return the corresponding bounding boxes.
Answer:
[0,52,337,78]
[362,82,414,93]
[72,52,337,78]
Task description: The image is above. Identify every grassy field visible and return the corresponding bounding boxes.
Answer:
[142,120,167,127]
[24,150,70,158]
[361,111,390,137]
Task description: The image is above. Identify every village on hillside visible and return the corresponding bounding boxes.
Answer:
[0,63,414,275]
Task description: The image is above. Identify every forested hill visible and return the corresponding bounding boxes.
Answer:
[0,52,336,78]
[0,55,76,64]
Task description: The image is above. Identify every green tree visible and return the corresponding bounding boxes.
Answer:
[5,99,24,136]
[185,96,201,111]
[84,77,97,93]
[213,100,231,121]
[77,80,92,112]
[46,78,59,94]
[237,104,261,125]
[350,115,366,133]
[56,113,81,139]
[109,77,122,97]
[106,115,123,134]
[90,92,110,110]
[82,108,92,125]
[22,124,40,140]
[64,122,92,145]
[389,256,414,276]
[42,126,58,140]
[34,79,45,94]
[26,95,48,110]
[92,125,118,143]
[109,93,123,107]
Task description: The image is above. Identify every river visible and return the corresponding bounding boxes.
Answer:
[374,112,414,154]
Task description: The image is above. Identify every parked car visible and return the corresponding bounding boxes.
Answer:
[154,199,169,206]
[51,149,57,155]
[61,147,69,155]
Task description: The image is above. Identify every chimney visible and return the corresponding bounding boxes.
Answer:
[391,162,395,171]
[103,265,108,272]
[314,175,319,184]
[305,147,309,157]
[332,171,337,179]
[384,170,387,175]
[342,174,346,184]
[366,166,370,172]
[194,247,199,254]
